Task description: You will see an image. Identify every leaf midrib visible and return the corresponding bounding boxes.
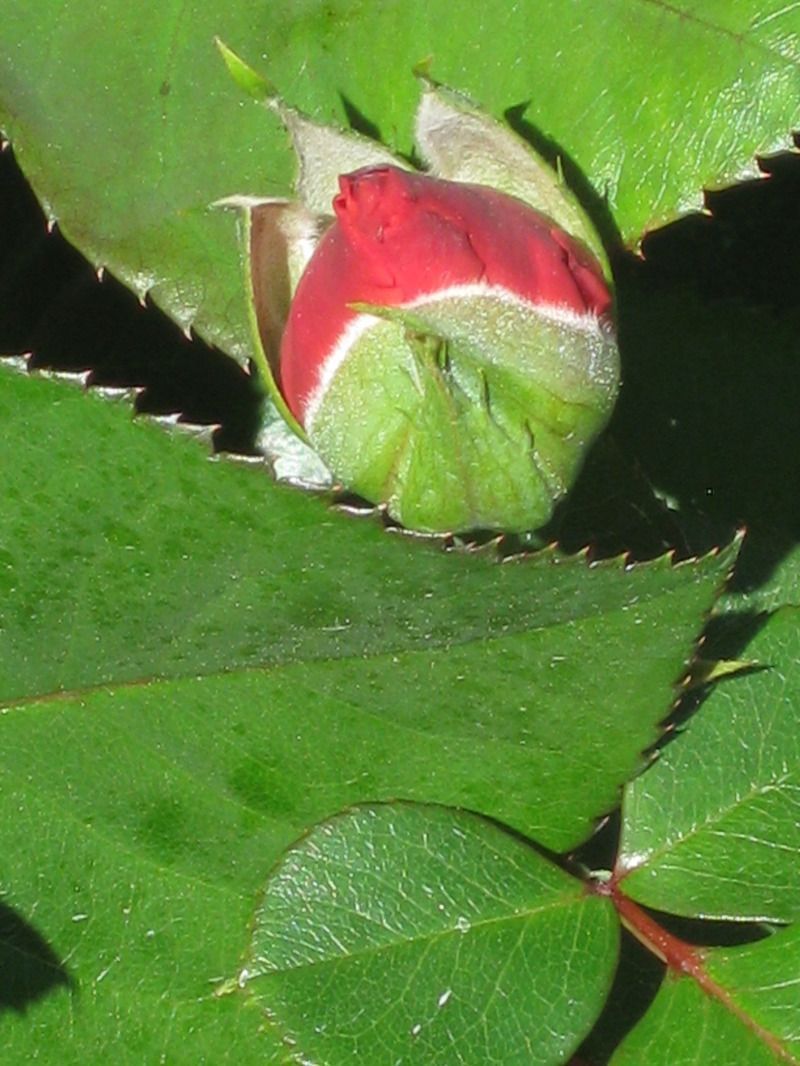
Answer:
[246,890,589,979]
[1,577,684,710]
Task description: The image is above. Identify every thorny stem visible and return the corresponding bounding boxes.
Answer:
[598,876,707,975]
[583,873,798,1065]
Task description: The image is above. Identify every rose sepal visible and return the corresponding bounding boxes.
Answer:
[301,290,618,533]
[216,42,411,446]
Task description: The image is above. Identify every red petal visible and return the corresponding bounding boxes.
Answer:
[279,165,611,422]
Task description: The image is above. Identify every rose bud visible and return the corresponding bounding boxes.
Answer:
[276,165,618,533]
[218,48,620,532]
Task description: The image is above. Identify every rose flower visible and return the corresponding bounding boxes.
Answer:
[220,53,619,533]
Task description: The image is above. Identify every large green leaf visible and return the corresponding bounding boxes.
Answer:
[1,1,797,361]
[0,363,733,851]
[616,608,800,922]
[241,802,618,1065]
[611,923,800,1065]
[0,362,728,1060]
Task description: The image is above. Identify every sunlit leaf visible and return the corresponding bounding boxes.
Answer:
[1,1,796,359]
[242,802,618,1065]
[0,362,729,1059]
[617,609,800,922]
[611,923,800,1065]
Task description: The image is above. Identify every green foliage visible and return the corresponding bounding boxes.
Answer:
[0,366,734,1061]
[244,804,618,1065]
[611,925,800,1064]
[0,368,730,855]
[619,610,800,923]
[1,1,799,1062]
[0,1,797,361]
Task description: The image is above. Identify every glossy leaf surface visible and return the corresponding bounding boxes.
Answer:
[0,365,731,851]
[618,609,800,922]
[611,923,800,1065]
[0,362,728,1061]
[243,803,618,1065]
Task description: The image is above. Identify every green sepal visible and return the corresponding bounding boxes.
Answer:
[224,198,308,442]
[308,295,619,533]
[257,395,334,489]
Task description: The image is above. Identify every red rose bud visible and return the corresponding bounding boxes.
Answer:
[260,164,619,533]
[219,51,618,531]
[279,165,612,423]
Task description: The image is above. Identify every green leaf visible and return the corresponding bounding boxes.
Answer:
[0,364,732,849]
[0,362,729,1058]
[617,608,800,922]
[1,2,796,359]
[721,539,800,614]
[611,923,800,1065]
[241,802,619,1065]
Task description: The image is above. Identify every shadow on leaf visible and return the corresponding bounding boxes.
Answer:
[0,899,71,1014]
[0,146,263,455]
[612,144,800,547]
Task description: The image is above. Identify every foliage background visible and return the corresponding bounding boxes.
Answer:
[1,2,799,1063]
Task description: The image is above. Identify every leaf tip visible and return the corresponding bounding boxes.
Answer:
[214,37,276,104]
[412,55,436,85]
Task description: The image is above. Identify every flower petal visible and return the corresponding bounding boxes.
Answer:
[415,80,606,267]
[280,165,612,422]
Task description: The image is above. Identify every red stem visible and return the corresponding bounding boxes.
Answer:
[606,879,707,976]
[588,874,797,1064]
